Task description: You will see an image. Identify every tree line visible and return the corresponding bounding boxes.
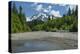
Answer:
[27,5,78,32]
[11,2,78,33]
[11,2,31,33]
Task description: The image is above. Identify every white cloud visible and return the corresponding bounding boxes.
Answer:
[43,5,52,13]
[31,3,62,17]
[50,10,62,17]
[35,4,52,13]
[31,2,38,6]
[47,5,52,11]
[33,2,38,5]
[48,5,52,9]
[36,4,43,12]
[43,9,49,13]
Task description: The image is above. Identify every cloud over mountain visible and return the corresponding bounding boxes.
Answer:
[50,10,62,17]
[25,2,77,21]
[32,3,62,17]
[36,4,43,12]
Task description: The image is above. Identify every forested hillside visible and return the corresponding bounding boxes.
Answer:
[27,6,78,32]
[11,2,78,33]
[11,3,31,33]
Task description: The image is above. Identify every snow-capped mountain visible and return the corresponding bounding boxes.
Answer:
[30,13,55,21]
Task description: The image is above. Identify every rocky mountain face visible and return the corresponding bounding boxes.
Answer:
[30,13,55,22]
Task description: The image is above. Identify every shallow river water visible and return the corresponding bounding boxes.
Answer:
[11,32,78,53]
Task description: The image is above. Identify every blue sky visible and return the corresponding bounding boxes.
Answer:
[11,1,76,21]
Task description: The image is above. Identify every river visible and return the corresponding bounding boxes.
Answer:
[11,31,78,53]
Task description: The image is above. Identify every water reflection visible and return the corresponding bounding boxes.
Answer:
[14,40,62,52]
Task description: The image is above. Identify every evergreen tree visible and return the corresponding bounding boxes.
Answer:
[52,15,54,20]
[19,6,22,14]
[12,2,17,14]
[18,6,23,24]
[67,7,71,16]
[71,8,75,16]
[48,15,51,20]
[75,6,78,17]
[11,2,78,32]
[11,3,31,33]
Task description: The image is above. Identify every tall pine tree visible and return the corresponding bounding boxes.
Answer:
[12,2,18,14]
[67,7,71,16]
